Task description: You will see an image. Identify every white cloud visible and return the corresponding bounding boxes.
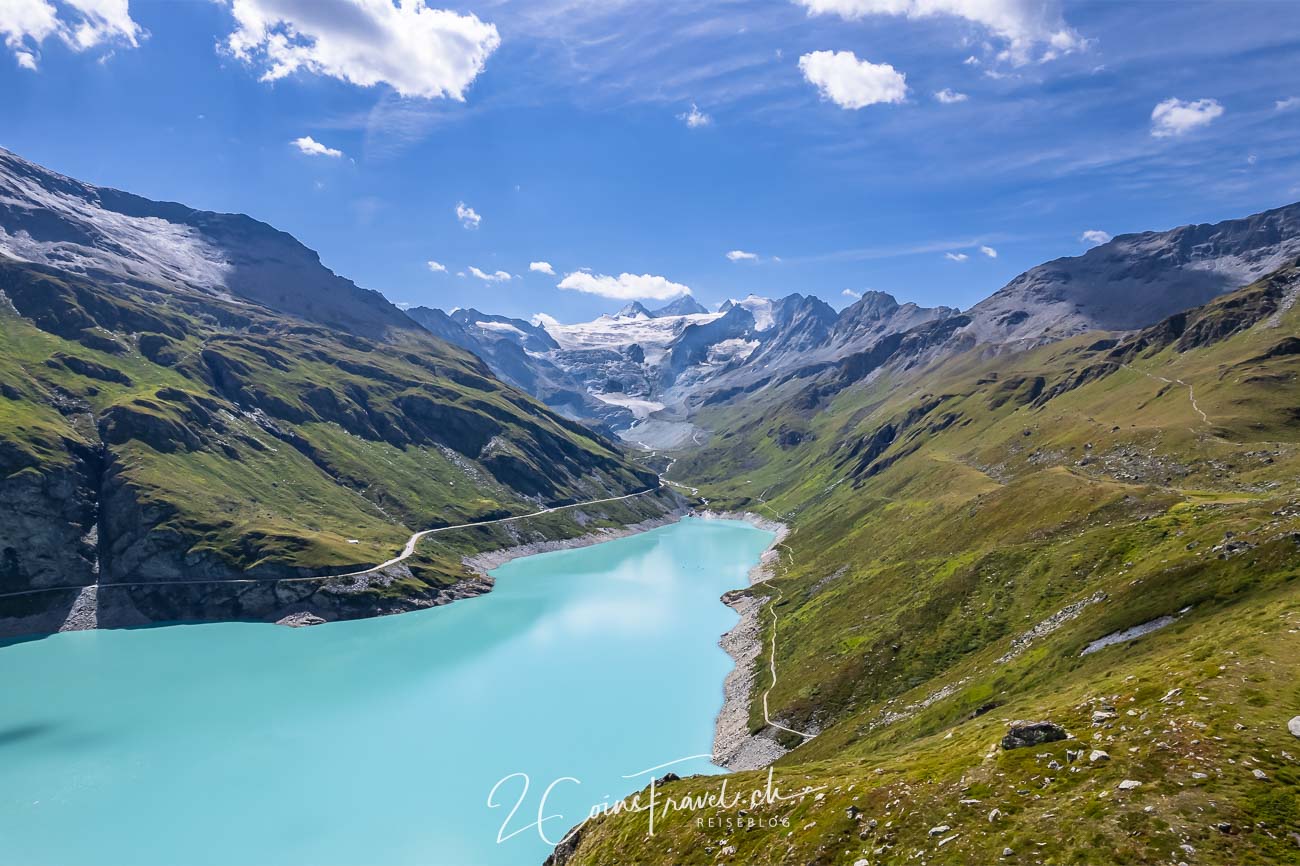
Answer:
[934,88,967,104]
[456,201,481,229]
[291,135,344,158]
[679,102,712,128]
[842,288,861,299]
[1150,98,1224,138]
[726,249,759,261]
[979,245,997,258]
[799,50,907,110]
[2,0,143,68]
[530,312,560,328]
[1275,97,1300,112]
[793,0,1083,66]
[529,261,555,275]
[469,266,511,282]
[220,0,499,100]
[395,301,412,310]
[426,260,447,272]
[944,252,969,262]
[557,271,691,301]
[1080,229,1111,246]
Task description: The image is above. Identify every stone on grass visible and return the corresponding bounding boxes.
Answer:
[1089,750,1109,763]
[1001,721,1067,750]
[1288,716,1300,738]
[928,825,950,837]
[1252,768,1268,780]
[1117,780,1142,791]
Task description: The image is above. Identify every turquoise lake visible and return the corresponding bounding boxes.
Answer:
[0,517,773,866]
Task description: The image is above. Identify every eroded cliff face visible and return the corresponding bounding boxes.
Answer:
[0,438,99,594]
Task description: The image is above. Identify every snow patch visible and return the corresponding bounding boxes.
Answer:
[707,338,760,365]
[1080,612,1184,656]
[591,393,665,419]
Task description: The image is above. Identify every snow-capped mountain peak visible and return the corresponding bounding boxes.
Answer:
[719,295,777,330]
[614,301,653,319]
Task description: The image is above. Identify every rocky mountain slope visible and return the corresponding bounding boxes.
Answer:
[0,147,413,340]
[0,151,669,637]
[964,201,1300,346]
[552,261,1300,865]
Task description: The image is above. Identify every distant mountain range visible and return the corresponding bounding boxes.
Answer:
[407,200,1300,446]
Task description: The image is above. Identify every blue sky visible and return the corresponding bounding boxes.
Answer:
[3,0,1299,323]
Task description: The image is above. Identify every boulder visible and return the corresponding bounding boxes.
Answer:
[1288,716,1300,738]
[1117,780,1142,791]
[1001,720,1068,750]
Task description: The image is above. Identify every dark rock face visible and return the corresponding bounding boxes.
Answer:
[651,296,708,317]
[661,305,758,384]
[543,824,585,866]
[0,441,99,594]
[1001,721,1068,750]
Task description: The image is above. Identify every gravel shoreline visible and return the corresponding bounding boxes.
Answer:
[461,510,689,576]
[701,510,793,770]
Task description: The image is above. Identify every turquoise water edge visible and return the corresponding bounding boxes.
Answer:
[0,517,774,866]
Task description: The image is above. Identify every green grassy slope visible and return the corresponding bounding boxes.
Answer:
[0,257,662,628]
[557,266,1300,864]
